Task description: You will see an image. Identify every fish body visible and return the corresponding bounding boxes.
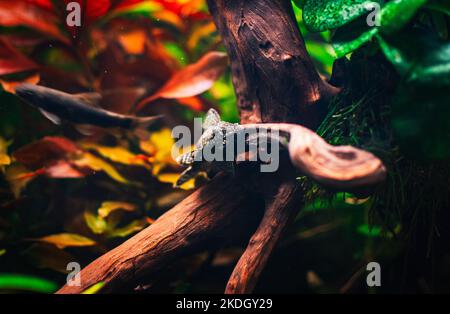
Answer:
[14,83,160,129]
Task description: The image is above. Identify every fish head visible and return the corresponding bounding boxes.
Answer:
[14,83,48,109]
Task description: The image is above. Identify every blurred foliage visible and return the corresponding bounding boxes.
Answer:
[0,0,449,294]
[294,0,450,294]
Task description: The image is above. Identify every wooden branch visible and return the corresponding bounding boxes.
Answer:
[56,0,384,294]
[244,123,387,191]
[207,0,339,127]
[226,179,301,293]
[57,174,264,293]
[56,124,386,293]
[225,123,385,293]
[225,122,386,293]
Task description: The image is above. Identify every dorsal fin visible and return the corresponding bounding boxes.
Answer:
[203,108,221,129]
[73,92,102,107]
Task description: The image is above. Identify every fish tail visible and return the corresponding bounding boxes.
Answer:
[131,115,164,129]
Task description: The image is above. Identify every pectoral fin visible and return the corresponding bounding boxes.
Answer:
[75,124,96,136]
[39,109,62,125]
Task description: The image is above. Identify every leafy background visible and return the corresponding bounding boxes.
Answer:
[0,0,449,293]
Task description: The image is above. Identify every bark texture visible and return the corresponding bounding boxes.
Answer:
[57,173,264,293]
[207,0,338,127]
[57,0,384,294]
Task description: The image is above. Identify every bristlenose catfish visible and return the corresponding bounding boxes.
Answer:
[14,83,161,129]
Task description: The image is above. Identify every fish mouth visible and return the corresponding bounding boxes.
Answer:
[175,155,184,164]
[14,83,37,98]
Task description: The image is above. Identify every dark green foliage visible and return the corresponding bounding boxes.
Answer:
[295,0,450,291]
[303,0,450,159]
[302,0,382,32]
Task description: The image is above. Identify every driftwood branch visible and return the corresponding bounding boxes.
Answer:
[225,179,302,293]
[57,125,385,293]
[58,0,385,294]
[206,0,339,127]
[57,173,264,293]
[244,123,386,191]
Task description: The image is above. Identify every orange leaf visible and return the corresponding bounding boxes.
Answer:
[35,233,96,249]
[118,29,147,55]
[187,21,217,51]
[4,164,40,198]
[74,152,129,184]
[0,73,40,94]
[97,201,137,218]
[0,137,11,167]
[80,142,147,167]
[176,96,208,111]
[136,51,228,110]
[157,172,196,190]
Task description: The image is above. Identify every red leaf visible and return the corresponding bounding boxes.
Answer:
[155,0,209,21]
[0,38,38,76]
[64,0,145,24]
[26,0,53,11]
[96,23,175,90]
[78,0,111,23]
[0,0,68,43]
[115,0,144,9]
[13,137,80,170]
[136,51,228,110]
[44,160,86,178]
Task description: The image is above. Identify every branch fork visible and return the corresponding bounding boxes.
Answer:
[58,0,386,294]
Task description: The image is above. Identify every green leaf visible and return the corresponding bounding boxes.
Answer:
[411,43,450,85]
[378,30,450,159]
[377,30,450,85]
[391,83,450,159]
[0,274,57,293]
[333,20,378,57]
[23,244,75,273]
[431,11,449,40]
[82,282,105,294]
[292,0,306,9]
[107,220,148,238]
[426,0,450,15]
[357,224,382,238]
[329,0,429,57]
[380,0,427,35]
[164,42,187,66]
[106,1,163,20]
[84,211,107,235]
[303,0,381,32]
[305,40,336,74]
